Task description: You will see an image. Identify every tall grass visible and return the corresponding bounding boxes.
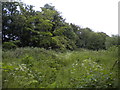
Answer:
[2,46,118,88]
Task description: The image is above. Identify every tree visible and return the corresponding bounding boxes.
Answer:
[2,2,20,42]
[3,2,114,51]
[105,35,119,49]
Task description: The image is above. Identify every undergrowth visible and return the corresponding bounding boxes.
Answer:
[2,46,119,88]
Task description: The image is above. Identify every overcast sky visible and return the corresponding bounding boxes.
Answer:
[22,0,119,36]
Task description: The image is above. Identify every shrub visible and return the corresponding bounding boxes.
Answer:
[3,42,17,50]
[2,47,118,88]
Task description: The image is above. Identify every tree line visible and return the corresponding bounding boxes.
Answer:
[2,2,119,50]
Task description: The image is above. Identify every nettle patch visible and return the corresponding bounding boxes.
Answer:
[68,59,115,88]
[2,47,118,88]
[2,63,39,88]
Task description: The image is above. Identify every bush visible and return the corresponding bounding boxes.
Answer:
[2,47,118,88]
[3,42,17,50]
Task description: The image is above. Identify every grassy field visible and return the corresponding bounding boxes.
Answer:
[2,46,119,88]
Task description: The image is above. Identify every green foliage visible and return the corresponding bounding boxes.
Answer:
[3,42,17,50]
[2,2,118,51]
[105,35,119,49]
[2,2,119,89]
[2,47,118,88]
[74,27,108,50]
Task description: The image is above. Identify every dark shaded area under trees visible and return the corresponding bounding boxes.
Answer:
[2,2,120,50]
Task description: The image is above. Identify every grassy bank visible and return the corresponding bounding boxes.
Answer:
[2,46,118,88]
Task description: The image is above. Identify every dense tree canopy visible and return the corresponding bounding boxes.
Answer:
[2,2,119,50]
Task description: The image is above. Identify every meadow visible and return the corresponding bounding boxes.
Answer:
[2,46,119,88]
[2,2,119,89]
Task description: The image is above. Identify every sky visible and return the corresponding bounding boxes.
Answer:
[22,0,119,36]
